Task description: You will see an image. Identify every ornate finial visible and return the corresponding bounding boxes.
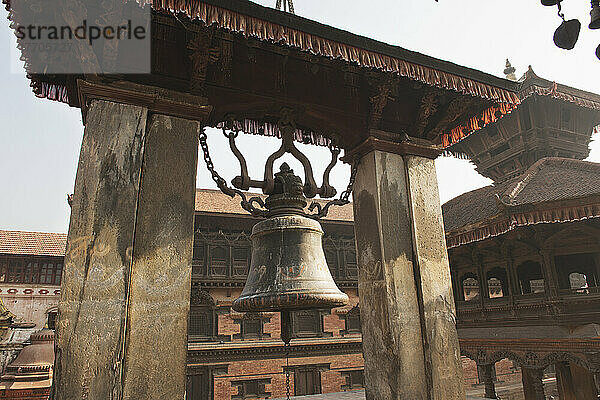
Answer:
[276,0,295,14]
[273,163,304,197]
[504,59,517,81]
[265,163,307,216]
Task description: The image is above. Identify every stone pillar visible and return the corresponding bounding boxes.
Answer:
[521,367,545,400]
[53,82,210,400]
[351,138,464,400]
[569,362,599,400]
[477,364,497,399]
[555,361,576,400]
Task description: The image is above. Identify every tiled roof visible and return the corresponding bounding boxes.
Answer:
[0,230,67,257]
[502,158,600,205]
[195,189,354,222]
[442,158,600,242]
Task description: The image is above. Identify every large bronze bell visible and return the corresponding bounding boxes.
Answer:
[232,163,348,314]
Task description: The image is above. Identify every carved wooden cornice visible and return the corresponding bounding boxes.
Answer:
[187,339,363,363]
[459,338,600,371]
[77,79,212,123]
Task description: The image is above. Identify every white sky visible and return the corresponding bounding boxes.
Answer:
[1,0,599,233]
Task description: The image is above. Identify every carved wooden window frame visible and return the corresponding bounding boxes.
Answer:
[341,369,364,391]
[231,378,271,399]
[233,312,271,340]
[340,304,361,336]
[290,309,332,339]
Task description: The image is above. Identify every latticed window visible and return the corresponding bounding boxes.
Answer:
[560,107,572,130]
[189,307,214,340]
[344,306,361,334]
[345,249,358,279]
[234,312,270,340]
[325,249,338,279]
[243,319,261,336]
[189,289,217,341]
[0,260,6,282]
[47,311,58,330]
[192,243,206,276]
[232,247,250,277]
[7,260,24,283]
[0,257,62,285]
[292,310,324,338]
[231,379,271,399]
[39,263,51,284]
[342,370,364,390]
[210,246,228,276]
[54,263,63,285]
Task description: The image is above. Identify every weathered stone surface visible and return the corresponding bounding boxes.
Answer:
[521,367,545,400]
[569,362,599,399]
[477,364,497,399]
[404,155,464,400]
[353,150,428,400]
[556,361,577,400]
[122,114,199,399]
[54,99,148,400]
[54,101,201,400]
[352,150,464,400]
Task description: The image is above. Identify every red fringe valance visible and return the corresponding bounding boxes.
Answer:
[215,119,331,146]
[447,204,600,249]
[442,81,600,150]
[441,102,518,148]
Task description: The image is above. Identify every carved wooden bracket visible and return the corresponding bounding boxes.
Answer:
[187,27,219,95]
[342,133,442,162]
[414,87,440,137]
[368,76,398,130]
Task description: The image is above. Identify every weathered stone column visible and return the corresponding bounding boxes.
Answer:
[477,363,497,399]
[569,362,599,399]
[555,361,576,400]
[350,137,464,400]
[53,81,210,400]
[521,367,545,400]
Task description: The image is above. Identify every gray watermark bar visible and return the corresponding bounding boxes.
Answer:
[8,0,151,74]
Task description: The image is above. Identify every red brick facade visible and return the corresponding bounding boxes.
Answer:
[187,286,519,400]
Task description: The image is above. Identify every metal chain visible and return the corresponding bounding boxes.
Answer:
[285,342,291,400]
[199,128,233,195]
[340,159,359,203]
[306,158,360,220]
[199,128,269,217]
